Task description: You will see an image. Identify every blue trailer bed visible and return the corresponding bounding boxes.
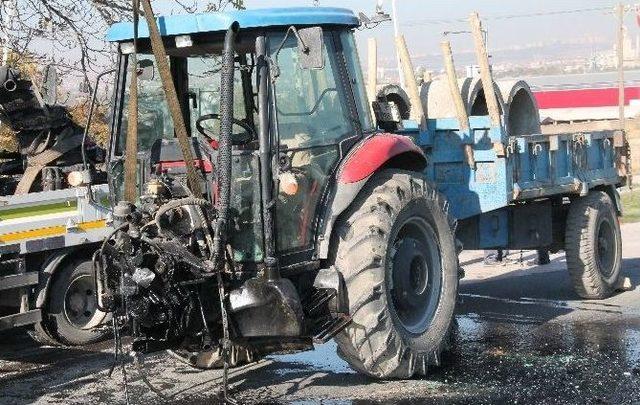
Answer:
[402,117,630,251]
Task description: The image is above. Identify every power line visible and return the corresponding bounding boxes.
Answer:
[403,6,618,28]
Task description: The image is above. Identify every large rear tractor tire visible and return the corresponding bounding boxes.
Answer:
[36,258,110,346]
[565,191,622,299]
[332,170,459,379]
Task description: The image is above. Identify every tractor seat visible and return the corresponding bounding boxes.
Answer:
[150,137,215,174]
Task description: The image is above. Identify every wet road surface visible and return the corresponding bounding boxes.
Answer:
[2,224,640,404]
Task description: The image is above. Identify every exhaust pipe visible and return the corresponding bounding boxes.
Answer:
[213,21,240,262]
[0,66,18,92]
[224,29,305,339]
[3,79,16,92]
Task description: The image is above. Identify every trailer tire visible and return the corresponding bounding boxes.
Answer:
[43,259,109,346]
[332,170,458,379]
[565,191,622,299]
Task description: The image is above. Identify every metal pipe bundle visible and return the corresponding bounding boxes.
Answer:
[420,77,541,136]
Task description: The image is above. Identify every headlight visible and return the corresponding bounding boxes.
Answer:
[279,172,299,196]
[67,170,89,187]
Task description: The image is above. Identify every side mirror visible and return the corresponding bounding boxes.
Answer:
[297,27,324,70]
[271,26,325,80]
[137,59,155,81]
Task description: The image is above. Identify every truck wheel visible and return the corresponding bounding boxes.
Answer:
[565,191,622,299]
[332,170,458,379]
[28,322,61,347]
[43,259,110,345]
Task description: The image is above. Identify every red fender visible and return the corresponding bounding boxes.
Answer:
[338,133,426,184]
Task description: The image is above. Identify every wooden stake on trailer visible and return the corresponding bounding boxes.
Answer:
[395,34,425,126]
[469,12,501,130]
[441,39,475,169]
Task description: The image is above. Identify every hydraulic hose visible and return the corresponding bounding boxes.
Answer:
[154,197,211,223]
[213,22,240,263]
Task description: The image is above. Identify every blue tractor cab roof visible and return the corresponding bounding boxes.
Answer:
[106,7,360,42]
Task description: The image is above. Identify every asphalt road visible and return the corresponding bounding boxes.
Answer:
[2,224,640,404]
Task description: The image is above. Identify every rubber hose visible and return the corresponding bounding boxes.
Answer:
[214,22,239,257]
[154,197,211,224]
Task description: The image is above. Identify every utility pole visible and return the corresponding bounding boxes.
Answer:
[617,3,625,131]
[1,0,15,66]
[391,0,406,88]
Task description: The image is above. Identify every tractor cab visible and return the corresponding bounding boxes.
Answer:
[106,8,373,265]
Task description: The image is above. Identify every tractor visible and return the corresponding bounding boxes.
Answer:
[96,5,627,383]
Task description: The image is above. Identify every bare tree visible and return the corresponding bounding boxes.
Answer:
[0,0,245,84]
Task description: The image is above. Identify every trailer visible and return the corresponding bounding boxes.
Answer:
[408,117,627,275]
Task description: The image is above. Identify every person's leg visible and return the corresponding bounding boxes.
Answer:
[537,249,550,265]
[484,250,502,265]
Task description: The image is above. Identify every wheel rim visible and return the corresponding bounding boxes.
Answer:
[595,216,616,277]
[64,274,101,330]
[389,216,442,335]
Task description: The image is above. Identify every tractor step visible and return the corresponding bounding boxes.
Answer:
[305,287,352,344]
[313,314,352,344]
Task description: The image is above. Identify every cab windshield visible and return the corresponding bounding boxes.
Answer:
[114,41,258,156]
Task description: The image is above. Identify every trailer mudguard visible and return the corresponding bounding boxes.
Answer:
[317,133,427,259]
[604,185,623,216]
[35,250,71,309]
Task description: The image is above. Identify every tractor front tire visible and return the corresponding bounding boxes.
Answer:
[333,170,458,379]
[565,191,622,299]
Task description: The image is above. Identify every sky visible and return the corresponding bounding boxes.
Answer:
[239,0,640,69]
[39,0,640,90]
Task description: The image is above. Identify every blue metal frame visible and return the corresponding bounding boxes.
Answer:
[106,7,359,42]
[401,117,623,222]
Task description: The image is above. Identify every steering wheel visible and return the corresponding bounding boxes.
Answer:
[195,114,256,146]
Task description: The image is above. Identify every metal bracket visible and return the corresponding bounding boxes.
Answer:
[532,144,543,156]
[613,130,625,148]
[493,142,506,158]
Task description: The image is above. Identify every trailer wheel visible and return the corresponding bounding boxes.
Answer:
[333,170,458,379]
[43,259,110,345]
[565,191,622,299]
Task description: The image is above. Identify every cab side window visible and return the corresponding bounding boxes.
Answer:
[270,33,354,149]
